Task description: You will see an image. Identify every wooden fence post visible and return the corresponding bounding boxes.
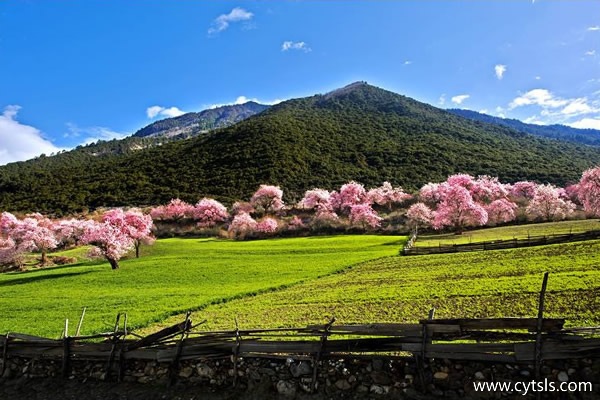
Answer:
[535,272,549,400]
[168,311,192,387]
[118,313,128,383]
[62,319,71,378]
[75,307,86,337]
[312,317,335,393]
[233,318,242,387]
[417,308,435,392]
[104,313,121,381]
[1,333,9,378]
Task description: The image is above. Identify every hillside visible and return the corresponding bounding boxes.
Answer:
[133,102,269,139]
[449,108,600,146]
[2,82,600,214]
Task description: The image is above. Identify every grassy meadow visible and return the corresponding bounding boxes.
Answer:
[0,235,404,338]
[414,218,600,247]
[3,220,600,339]
[155,238,600,331]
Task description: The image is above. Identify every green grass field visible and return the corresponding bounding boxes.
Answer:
[159,239,600,331]
[0,235,404,338]
[414,218,600,247]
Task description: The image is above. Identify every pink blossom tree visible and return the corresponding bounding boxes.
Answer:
[485,199,518,226]
[432,185,488,233]
[331,181,369,214]
[526,184,575,221]
[192,198,229,228]
[470,175,509,203]
[298,189,334,214]
[349,204,382,229]
[231,201,255,215]
[367,182,411,211]
[256,217,279,234]
[287,216,306,231]
[228,212,257,239]
[578,166,600,216]
[0,237,22,270]
[102,209,154,258]
[5,213,58,266]
[150,198,194,221]
[250,185,284,215]
[81,220,135,270]
[419,182,445,205]
[509,181,538,202]
[406,203,433,233]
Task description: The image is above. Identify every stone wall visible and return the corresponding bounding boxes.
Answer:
[1,355,599,398]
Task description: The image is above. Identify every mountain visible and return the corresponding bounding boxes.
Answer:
[448,108,600,146]
[2,82,600,215]
[133,102,270,139]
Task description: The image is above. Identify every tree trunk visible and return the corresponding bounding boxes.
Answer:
[41,250,48,266]
[135,241,140,258]
[108,258,119,270]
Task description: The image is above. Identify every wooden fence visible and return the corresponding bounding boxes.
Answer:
[403,229,600,256]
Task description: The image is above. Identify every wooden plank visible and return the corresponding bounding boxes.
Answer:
[127,320,191,351]
[421,318,564,331]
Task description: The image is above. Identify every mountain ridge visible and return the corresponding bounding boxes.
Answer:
[448,108,600,146]
[1,82,600,215]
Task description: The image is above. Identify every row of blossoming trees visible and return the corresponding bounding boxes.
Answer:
[2,167,600,270]
[0,209,153,270]
[151,167,600,238]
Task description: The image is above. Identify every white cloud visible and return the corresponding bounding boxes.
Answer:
[509,89,569,109]
[585,50,596,56]
[0,105,63,165]
[479,109,488,114]
[588,26,600,31]
[451,94,470,105]
[146,106,186,119]
[535,76,541,80]
[281,41,311,52]
[524,116,547,125]
[66,123,129,146]
[568,118,600,130]
[403,60,412,65]
[494,64,507,80]
[560,98,594,115]
[208,7,253,35]
[438,94,446,106]
[208,96,283,109]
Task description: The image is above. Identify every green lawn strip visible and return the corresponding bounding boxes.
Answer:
[0,235,405,338]
[414,219,600,247]
[189,240,600,330]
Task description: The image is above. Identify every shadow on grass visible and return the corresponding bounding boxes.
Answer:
[0,270,95,287]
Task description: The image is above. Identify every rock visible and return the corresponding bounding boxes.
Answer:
[371,371,392,385]
[196,363,214,378]
[520,369,531,377]
[357,384,369,393]
[178,366,193,378]
[474,371,485,380]
[259,367,277,377]
[405,374,414,382]
[335,379,352,390]
[137,376,153,384]
[372,358,385,371]
[557,371,569,382]
[370,384,385,394]
[348,375,357,383]
[567,368,576,376]
[276,380,296,397]
[290,361,312,378]
[434,371,449,380]
[248,369,261,381]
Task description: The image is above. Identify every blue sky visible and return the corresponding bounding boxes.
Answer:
[1,1,599,164]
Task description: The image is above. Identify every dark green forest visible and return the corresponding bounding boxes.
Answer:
[1,82,599,215]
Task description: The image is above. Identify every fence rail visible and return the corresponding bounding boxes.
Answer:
[403,229,600,256]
